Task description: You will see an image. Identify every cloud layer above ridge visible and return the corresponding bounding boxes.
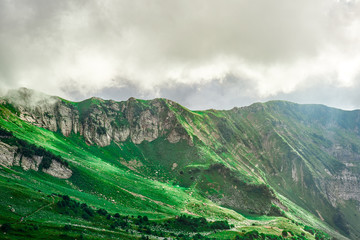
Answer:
[1,0,360,109]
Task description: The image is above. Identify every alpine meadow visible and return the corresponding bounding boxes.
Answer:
[0,88,359,240]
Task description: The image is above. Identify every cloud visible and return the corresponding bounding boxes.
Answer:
[1,0,360,109]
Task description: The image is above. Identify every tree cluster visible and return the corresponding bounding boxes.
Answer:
[163,215,230,232]
[303,226,331,240]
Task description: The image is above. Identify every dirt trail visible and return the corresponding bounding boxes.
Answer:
[19,196,55,223]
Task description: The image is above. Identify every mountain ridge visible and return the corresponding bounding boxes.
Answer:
[0,87,359,239]
[8,86,360,113]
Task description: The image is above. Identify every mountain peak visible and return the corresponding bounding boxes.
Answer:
[4,87,57,108]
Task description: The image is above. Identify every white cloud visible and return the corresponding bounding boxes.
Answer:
[1,0,360,109]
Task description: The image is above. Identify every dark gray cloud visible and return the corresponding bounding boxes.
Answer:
[1,0,360,110]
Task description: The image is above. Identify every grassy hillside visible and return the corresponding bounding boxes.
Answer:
[0,90,357,239]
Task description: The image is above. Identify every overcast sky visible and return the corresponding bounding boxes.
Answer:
[1,0,360,110]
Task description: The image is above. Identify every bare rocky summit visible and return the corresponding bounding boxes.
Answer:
[5,88,191,147]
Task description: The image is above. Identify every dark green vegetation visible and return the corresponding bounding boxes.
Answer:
[0,88,359,239]
[55,195,232,239]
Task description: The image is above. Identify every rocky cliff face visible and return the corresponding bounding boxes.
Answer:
[5,88,191,147]
[315,144,360,207]
[322,169,360,206]
[0,141,72,179]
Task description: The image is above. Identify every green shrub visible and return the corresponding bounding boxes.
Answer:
[64,224,72,231]
[97,208,108,216]
[0,128,13,137]
[210,220,230,230]
[1,223,11,232]
[97,126,107,135]
[82,212,90,220]
[110,223,116,229]
[244,230,259,239]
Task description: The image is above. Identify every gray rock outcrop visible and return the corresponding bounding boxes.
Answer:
[0,141,72,179]
[42,160,72,179]
[5,88,191,147]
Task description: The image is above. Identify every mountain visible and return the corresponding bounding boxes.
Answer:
[0,88,359,239]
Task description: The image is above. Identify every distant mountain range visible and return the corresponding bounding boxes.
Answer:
[0,88,359,239]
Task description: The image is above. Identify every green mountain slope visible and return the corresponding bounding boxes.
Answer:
[0,88,358,239]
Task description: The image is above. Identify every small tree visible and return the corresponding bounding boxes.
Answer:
[97,208,107,216]
[110,223,116,229]
[64,224,72,231]
[62,195,70,202]
[1,223,11,232]
[82,212,90,220]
